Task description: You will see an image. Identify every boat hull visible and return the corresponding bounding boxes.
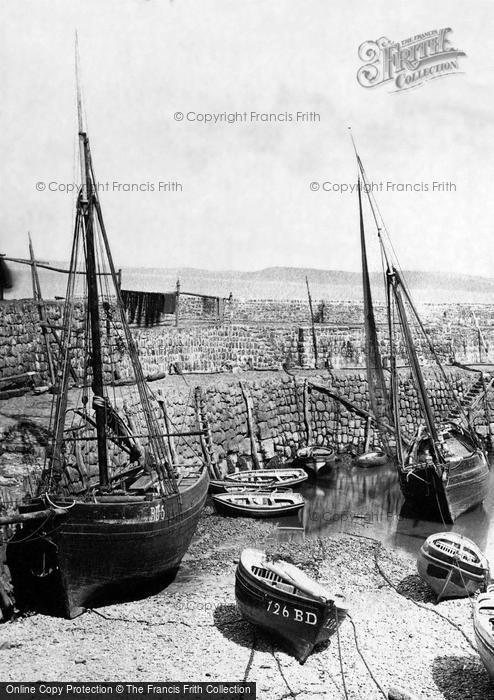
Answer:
[417,533,490,600]
[356,451,387,468]
[212,494,304,518]
[235,557,343,663]
[474,587,494,679]
[297,447,336,478]
[304,459,334,478]
[399,432,489,523]
[7,469,209,618]
[225,469,307,488]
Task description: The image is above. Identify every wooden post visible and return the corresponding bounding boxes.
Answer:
[364,415,372,452]
[175,278,180,327]
[117,268,122,291]
[194,387,220,478]
[305,276,318,367]
[303,378,312,446]
[157,391,177,466]
[240,381,261,469]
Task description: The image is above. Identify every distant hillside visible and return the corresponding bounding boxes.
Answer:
[4,264,494,304]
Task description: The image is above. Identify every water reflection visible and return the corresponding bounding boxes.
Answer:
[293,456,494,560]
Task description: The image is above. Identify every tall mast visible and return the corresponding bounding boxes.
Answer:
[76,40,109,489]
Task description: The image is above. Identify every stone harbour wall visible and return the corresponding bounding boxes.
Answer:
[129,368,483,474]
[2,367,493,491]
[1,299,494,383]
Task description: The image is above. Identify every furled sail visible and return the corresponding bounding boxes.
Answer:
[358,176,390,429]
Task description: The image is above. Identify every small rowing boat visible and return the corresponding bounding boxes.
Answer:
[355,450,387,468]
[235,548,347,662]
[296,446,337,477]
[209,479,293,495]
[209,479,247,495]
[417,532,490,601]
[212,492,304,518]
[474,584,494,678]
[225,468,307,488]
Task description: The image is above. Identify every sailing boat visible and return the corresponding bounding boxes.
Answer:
[6,67,209,618]
[354,145,489,523]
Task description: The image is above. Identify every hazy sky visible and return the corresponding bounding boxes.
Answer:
[1,0,493,274]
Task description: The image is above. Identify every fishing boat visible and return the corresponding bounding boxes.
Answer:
[225,468,307,488]
[212,492,304,518]
[6,65,209,618]
[296,445,337,477]
[235,548,347,663]
[417,532,490,601]
[355,450,387,468]
[310,142,489,522]
[474,584,494,678]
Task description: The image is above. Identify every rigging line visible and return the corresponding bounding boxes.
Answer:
[5,513,54,545]
[369,535,478,653]
[398,278,472,427]
[335,607,349,700]
[147,385,204,461]
[346,613,387,699]
[46,208,82,492]
[88,156,173,494]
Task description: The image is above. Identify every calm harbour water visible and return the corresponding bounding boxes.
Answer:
[277,457,494,562]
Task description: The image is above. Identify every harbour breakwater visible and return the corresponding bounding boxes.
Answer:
[0,299,493,382]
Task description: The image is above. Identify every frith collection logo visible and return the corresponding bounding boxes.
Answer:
[357,28,466,91]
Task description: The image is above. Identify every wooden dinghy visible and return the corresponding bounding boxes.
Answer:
[355,450,387,468]
[225,468,307,489]
[209,479,274,495]
[474,584,494,679]
[209,479,292,495]
[235,548,347,663]
[417,532,490,601]
[212,492,304,518]
[296,446,337,477]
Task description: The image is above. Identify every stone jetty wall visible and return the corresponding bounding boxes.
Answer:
[2,367,493,490]
[1,299,494,382]
[123,368,485,473]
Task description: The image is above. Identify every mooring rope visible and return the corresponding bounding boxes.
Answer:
[343,531,479,654]
[335,607,349,700]
[346,613,387,699]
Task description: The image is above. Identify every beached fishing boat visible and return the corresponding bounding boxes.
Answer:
[356,150,489,522]
[417,532,490,601]
[6,65,208,618]
[235,548,347,662]
[311,143,489,522]
[212,492,304,518]
[225,468,307,488]
[474,584,494,678]
[296,445,337,477]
